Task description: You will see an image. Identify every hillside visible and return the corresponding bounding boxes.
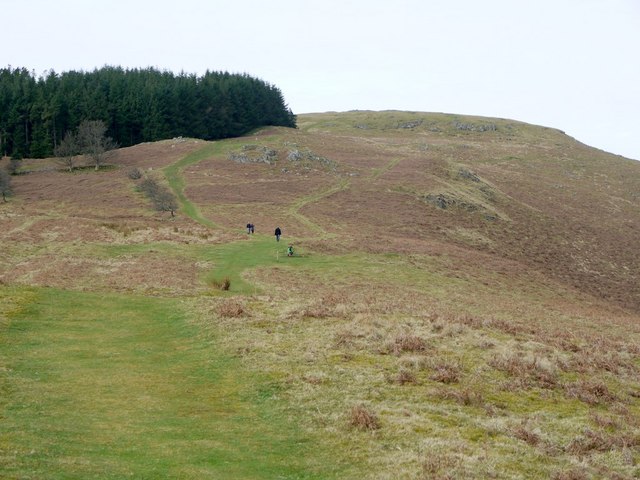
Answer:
[1,111,639,479]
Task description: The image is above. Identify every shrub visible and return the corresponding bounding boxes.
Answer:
[349,404,380,431]
[0,168,12,202]
[564,380,616,405]
[138,177,160,199]
[551,469,589,480]
[127,167,142,179]
[421,451,459,480]
[565,429,612,455]
[217,299,245,317]
[209,277,231,291]
[429,360,462,384]
[438,387,484,406]
[489,353,558,389]
[388,334,427,355]
[390,369,417,385]
[8,158,21,175]
[512,424,541,446]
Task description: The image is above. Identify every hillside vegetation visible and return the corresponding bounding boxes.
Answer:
[1,110,639,479]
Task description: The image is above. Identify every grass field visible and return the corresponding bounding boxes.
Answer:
[0,286,338,479]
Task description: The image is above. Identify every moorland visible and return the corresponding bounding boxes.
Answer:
[1,110,639,479]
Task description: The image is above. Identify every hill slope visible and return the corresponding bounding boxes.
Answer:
[1,111,639,479]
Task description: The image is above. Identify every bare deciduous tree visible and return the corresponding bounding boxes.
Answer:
[54,131,79,172]
[136,175,179,217]
[154,188,178,217]
[8,158,21,175]
[76,120,117,171]
[0,168,12,202]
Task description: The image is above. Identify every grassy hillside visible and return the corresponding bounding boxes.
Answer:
[1,111,639,479]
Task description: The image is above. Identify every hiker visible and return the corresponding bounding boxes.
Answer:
[275,226,281,242]
[287,244,294,257]
[246,223,252,234]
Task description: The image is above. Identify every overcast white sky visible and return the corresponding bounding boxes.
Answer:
[4,0,640,160]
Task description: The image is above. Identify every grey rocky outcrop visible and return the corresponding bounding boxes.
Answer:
[229,145,278,164]
[454,122,497,132]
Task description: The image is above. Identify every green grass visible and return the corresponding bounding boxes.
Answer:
[163,142,221,228]
[75,235,300,295]
[200,235,303,294]
[0,286,337,479]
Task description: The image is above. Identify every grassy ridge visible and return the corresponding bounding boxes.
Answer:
[163,142,221,228]
[0,287,335,479]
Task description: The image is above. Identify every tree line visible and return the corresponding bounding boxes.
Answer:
[0,66,297,159]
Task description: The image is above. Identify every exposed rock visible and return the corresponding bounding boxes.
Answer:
[457,168,481,182]
[423,193,494,215]
[398,120,423,129]
[454,122,497,132]
[228,145,278,164]
[287,149,303,161]
[423,193,480,212]
[287,148,337,171]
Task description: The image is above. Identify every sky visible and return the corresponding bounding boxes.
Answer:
[4,0,640,160]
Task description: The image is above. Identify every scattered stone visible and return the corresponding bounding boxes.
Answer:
[287,149,303,161]
[228,145,278,164]
[286,148,337,171]
[423,193,480,212]
[454,122,497,132]
[398,120,423,129]
[457,168,481,183]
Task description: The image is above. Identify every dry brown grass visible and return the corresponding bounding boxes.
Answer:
[435,387,485,407]
[420,451,459,480]
[348,404,380,431]
[563,380,617,406]
[511,422,541,447]
[208,277,231,291]
[216,298,246,318]
[428,359,463,384]
[489,352,558,389]
[386,333,428,355]
[389,369,418,385]
[551,469,590,480]
[565,428,640,455]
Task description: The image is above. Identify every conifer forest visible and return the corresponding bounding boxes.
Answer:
[0,66,296,158]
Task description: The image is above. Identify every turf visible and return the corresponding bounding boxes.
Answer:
[201,235,306,294]
[0,287,335,479]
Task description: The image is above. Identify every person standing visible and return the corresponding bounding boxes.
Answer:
[246,223,252,234]
[274,226,281,242]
